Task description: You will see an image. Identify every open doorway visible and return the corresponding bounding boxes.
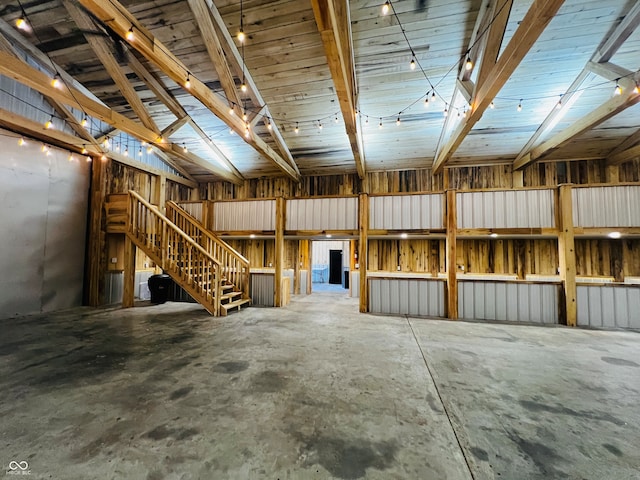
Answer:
[311,240,350,294]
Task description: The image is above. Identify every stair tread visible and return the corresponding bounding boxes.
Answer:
[221,291,242,300]
[221,298,251,310]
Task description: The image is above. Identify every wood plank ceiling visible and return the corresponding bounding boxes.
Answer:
[0,0,638,182]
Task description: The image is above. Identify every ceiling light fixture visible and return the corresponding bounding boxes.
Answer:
[126,26,134,41]
[608,231,621,239]
[15,17,28,30]
[465,57,473,71]
[382,1,390,15]
[51,75,61,89]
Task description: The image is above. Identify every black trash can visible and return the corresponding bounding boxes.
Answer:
[147,274,172,304]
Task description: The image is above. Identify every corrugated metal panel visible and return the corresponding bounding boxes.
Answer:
[300,270,308,295]
[286,197,358,231]
[251,273,275,306]
[457,190,555,229]
[134,271,154,299]
[369,194,444,230]
[577,285,640,329]
[104,273,123,305]
[176,202,204,222]
[283,269,294,293]
[350,272,360,298]
[369,278,445,317]
[572,186,640,227]
[458,281,558,324]
[214,200,276,231]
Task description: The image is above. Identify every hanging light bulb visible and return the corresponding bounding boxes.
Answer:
[81,146,88,154]
[146,145,153,154]
[126,26,135,41]
[185,73,191,89]
[229,106,235,116]
[18,137,25,146]
[489,101,495,109]
[462,108,467,118]
[335,115,339,123]
[267,121,273,130]
[81,116,88,127]
[41,144,49,153]
[378,118,383,129]
[431,91,437,102]
[123,146,129,157]
[244,125,250,138]
[51,75,61,88]
[114,142,120,152]
[230,128,235,135]
[318,121,323,130]
[101,154,107,161]
[443,107,448,117]
[103,137,110,148]
[15,17,28,30]
[556,97,562,109]
[86,156,92,162]
[238,28,246,43]
[614,81,622,96]
[44,115,53,129]
[68,153,74,162]
[182,142,188,153]
[634,82,640,95]
[396,114,401,126]
[517,100,522,112]
[241,82,247,92]
[410,58,416,70]
[465,57,473,71]
[382,1,390,15]
[294,122,299,134]
[138,147,143,157]
[424,96,429,108]
[243,110,248,122]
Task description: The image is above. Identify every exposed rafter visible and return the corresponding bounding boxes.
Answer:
[311,0,365,178]
[432,0,565,174]
[0,50,243,184]
[607,127,640,164]
[77,0,300,181]
[514,3,640,169]
[607,143,640,165]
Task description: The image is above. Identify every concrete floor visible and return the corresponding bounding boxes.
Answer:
[1,293,639,480]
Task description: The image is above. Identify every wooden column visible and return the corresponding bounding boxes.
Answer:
[513,168,524,188]
[296,239,311,295]
[359,193,369,312]
[274,196,285,307]
[122,235,136,308]
[85,157,108,306]
[558,184,577,326]
[446,189,458,319]
[606,164,620,184]
[349,239,357,296]
[153,173,167,213]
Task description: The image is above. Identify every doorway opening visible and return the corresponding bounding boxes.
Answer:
[311,240,350,294]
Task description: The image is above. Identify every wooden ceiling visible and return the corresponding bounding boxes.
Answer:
[0,0,639,183]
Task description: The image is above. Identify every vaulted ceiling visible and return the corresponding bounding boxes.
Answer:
[0,0,639,184]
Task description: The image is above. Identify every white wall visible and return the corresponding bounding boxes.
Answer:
[0,131,90,318]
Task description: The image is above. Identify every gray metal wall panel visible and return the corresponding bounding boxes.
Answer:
[176,202,204,222]
[577,285,640,329]
[214,200,275,231]
[368,278,445,317]
[299,270,308,295]
[104,273,124,305]
[286,197,358,231]
[369,194,444,230]
[251,273,275,306]
[572,186,640,227]
[459,281,558,324]
[350,272,360,298]
[457,190,555,229]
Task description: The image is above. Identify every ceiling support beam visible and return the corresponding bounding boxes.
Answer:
[607,143,640,165]
[514,2,640,169]
[0,51,243,184]
[77,0,299,181]
[514,89,640,169]
[607,128,640,164]
[431,0,559,174]
[202,0,299,176]
[311,0,365,178]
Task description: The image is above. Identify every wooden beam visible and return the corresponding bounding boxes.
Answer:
[516,4,640,168]
[607,127,640,160]
[473,0,514,92]
[359,193,369,312]
[122,234,136,308]
[108,150,197,188]
[514,88,640,170]
[63,0,159,132]
[274,196,285,307]
[558,185,577,326]
[446,190,458,319]
[0,51,242,184]
[187,119,244,179]
[77,0,300,181]
[312,0,365,178]
[607,143,640,165]
[161,116,190,138]
[203,0,300,175]
[186,0,242,110]
[586,61,636,84]
[86,156,109,306]
[433,0,563,174]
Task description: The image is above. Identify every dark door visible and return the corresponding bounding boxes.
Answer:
[329,250,343,284]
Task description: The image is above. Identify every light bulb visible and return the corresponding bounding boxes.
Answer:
[382,1,390,15]
[431,91,436,101]
[465,57,473,71]
[241,82,247,92]
[123,147,129,157]
[614,82,622,95]
[126,27,134,41]
[238,29,245,43]
[185,73,191,89]
[81,116,88,127]
[410,59,416,70]
[244,127,250,138]
[51,75,61,89]
[443,107,448,117]
[18,137,25,146]
[86,156,92,162]
[489,101,495,109]
[45,116,53,129]
[101,154,107,161]
[16,18,28,30]
[229,107,235,116]
[41,144,48,153]
[267,121,273,130]
[378,118,383,128]
[68,153,74,162]
[182,143,188,153]
[81,146,88,154]
[396,115,401,126]
[138,147,143,157]
[294,122,299,134]
[146,145,153,154]
[243,111,248,122]
[517,100,522,112]
[634,83,640,95]
[318,121,323,130]
[462,109,467,118]
[103,138,110,148]
[335,115,339,123]
[424,97,429,108]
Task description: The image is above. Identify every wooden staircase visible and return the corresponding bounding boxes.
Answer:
[106,191,250,316]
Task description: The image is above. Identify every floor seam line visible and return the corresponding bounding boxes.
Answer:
[405,315,476,480]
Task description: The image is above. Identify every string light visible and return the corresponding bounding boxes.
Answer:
[378,117,383,128]
[241,82,247,92]
[489,101,495,109]
[51,75,61,89]
[101,154,107,161]
[294,122,299,134]
[81,116,88,127]
[103,137,110,148]
[410,58,416,70]
[146,145,153,154]
[243,109,248,122]
[182,142,188,153]
[81,146,87,154]
[185,73,191,89]
[44,115,53,129]
[382,1,390,15]
[318,121,323,130]
[634,82,640,95]
[424,96,429,108]
[238,29,246,43]
[68,153,74,162]
[431,91,436,102]
[138,147,143,157]
[517,100,522,112]
[396,114,401,126]
[126,26,134,41]
[229,106,235,116]
[15,17,28,31]
[18,137,25,146]
[41,144,48,153]
[123,146,129,157]
[443,107,448,117]
[267,121,273,130]
[86,156,92,162]
[465,57,473,71]
[335,115,339,123]
[614,81,622,95]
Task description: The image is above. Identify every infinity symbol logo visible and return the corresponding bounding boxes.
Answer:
[8,461,28,471]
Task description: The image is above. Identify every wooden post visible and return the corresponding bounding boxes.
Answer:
[446,189,458,319]
[274,196,285,307]
[558,184,577,326]
[606,164,620,184]
[359,193,369,312]
[513,168,524,188]
[153,173,167,213]
[349,239,357,296]
[85,157,108,306]
[307,240,313,295]
[122,235,136,308]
